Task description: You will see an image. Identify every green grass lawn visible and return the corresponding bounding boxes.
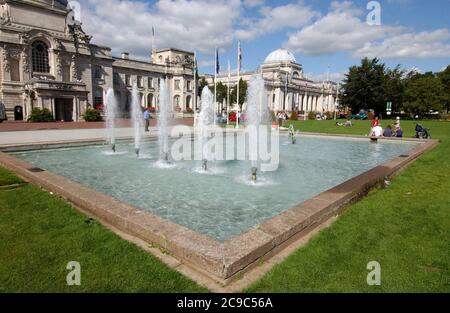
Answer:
[0,119,449,292]
[246,119,450,292]
[0,173,207,292]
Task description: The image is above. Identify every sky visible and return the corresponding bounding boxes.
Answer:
[76,0,450,82]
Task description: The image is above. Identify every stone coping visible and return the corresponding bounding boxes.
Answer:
[0,134,439,290]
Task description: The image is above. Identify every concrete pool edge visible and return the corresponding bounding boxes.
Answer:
[0,135,439,292]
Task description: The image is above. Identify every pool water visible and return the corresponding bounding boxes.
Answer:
[14,135,416,241]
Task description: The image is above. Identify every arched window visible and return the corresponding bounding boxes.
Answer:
[94,88,103,109]
[174,95,180,107]
[147,93,153,107]
[186,95,191,109]
[32,41,50,73]
[292,71,300,78]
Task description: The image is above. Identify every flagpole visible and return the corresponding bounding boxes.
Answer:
[214,48,218,110]
[236,41,240,129]
[193,50,197,112]
[227,60,230,125]
[334,82,339,120]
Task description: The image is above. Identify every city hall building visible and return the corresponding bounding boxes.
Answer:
[0,0,337,122]
[205,49,338,114]
[0,0,196,121]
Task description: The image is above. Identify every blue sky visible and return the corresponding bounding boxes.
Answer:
[78,0,450,81]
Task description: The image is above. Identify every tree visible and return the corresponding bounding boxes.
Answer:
[402,72,446,117]
[215,82,227,104]
[230,78,248,109]
[384,65,406,113]
[438,65,450,112]
[341,58,387,115]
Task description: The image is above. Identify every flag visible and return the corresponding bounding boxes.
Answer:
[215,48,220,75]
[237,41,242,71]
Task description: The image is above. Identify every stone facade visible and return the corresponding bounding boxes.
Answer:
[205,49,338,114]
[0,0,195,121]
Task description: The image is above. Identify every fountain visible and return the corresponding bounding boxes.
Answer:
[131,83,144,157]
[157,78,171,162]
[198,86,215,171]
[105,88,117,152]
[288,124,297,144]
[246,74,270,182]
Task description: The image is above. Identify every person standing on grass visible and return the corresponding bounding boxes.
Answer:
[144,107,151,132]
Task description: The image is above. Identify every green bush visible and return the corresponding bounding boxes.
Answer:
[439,112,449,120]
[28,108,54,122]
[83,108,103,122]
[307,111,316,120]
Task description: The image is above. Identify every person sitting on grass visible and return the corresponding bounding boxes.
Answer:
[383,124,393,137]
[371,123,383,137]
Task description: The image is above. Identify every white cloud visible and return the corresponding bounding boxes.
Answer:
[78,0,241,60]
[236,2,319,41]
[354,29,450,59]
[284,1,450,60]
[305,71,346,82]
[285,1,399,55]
[243,0,265,8]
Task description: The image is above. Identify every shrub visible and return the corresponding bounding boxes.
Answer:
[28,108,54,122]
[307,111,316,120]
[290,111,298,120]
[83,107,103,122]
[325,111,333,120]
[367,111,375,120]
[439,112,449,120]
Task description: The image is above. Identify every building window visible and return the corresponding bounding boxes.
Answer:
[186,80,191,91]
[125,74,131,86]
[32,41,50,73]
[113,73,120,85]
[147,93,153,107]
[94,89,103,109]
[10,58,20,81]
[174,79,180,90]
[148,77,153,89]
[94,65,103,79]
[137,76,143,87]
[174,95,180,109]
[62,64,71,82]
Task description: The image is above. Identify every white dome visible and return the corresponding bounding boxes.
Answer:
[264,49,296,64]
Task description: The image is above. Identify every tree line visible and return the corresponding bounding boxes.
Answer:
[198,77,248,109]
[340,58,450,117]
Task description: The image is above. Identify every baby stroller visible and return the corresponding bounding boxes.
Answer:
[415,123,431,139]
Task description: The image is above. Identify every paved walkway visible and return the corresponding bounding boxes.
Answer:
[0,118,193,132]
[0,118,194,147]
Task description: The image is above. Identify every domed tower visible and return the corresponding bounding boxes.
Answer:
[260,49,305,113]
[261,48,303,79]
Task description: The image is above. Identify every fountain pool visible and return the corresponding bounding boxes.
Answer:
[13,134,416,242]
